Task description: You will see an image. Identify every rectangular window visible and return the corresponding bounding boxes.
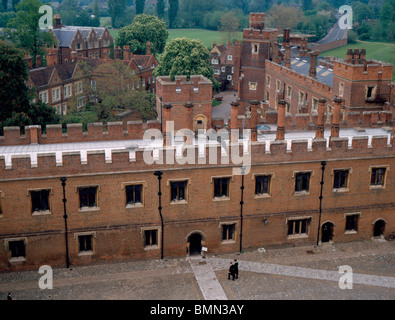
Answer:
[91,80,96,91]
[287,219,311,236]
[78,235,93,252]
[255,175,271,195]
[0,193,3,216]
[252,44,258,54]
[214,178,230,198]
[214,69,220,75]
[333,170,349,189]
[77,96,85,108]
[294,172,311,193]
[249,82,257,90]
[286,85,292,98]
[79,186,98,208]
[222,224,236,241]
[276,80,281,92]
[170,181,187,202]
[145,230,158,246]
[8,240,26,258]
[221,66,226,72]
[312,98,319,111]
[345,215,359,232]
[366,86,375,99]
[370,168,386,187]
[227,75,232,81]
[266,75,271,87]
[298,91,305,105]
[125,184,142,205]
[31,189,50,213]
[227,55,232,61]
[211,59,219,65]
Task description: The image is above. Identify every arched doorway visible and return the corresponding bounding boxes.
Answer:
[321,222,334,243]
[193,115,207,135]
[373,219,386,238]
[188,233,202,255]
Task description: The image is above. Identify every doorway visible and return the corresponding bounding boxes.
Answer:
[188,233,202,255]
[373,219,385,238]
[321,222,334,243]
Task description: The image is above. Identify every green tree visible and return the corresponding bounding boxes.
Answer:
[266,4,305,30]
[11,0,18,10]
[168,0,178,28]
[156,0,164,19]
[115,14,168,55]
[0,41,31,122]
[108,0,127,28]
[219,11,240,43]
[2,0,8,11]
[135,0,145,14]
[0,41,58,130]
[6,0,55,67]
[153,37,220,92]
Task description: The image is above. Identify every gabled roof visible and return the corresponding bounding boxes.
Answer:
[29,62,79,88]
[128,54,158,71]
[52,26,109,47]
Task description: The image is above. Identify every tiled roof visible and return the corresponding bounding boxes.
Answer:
[29,67,55,87]
[290,57,333,87]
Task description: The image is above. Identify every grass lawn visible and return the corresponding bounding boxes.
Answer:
[320,40,395,80]
[106,27,243,49]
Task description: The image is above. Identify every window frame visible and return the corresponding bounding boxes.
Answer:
[332,169,351,192]
[212,176,232,200]
[253,174,273,198]
[141,227,161,250]
[5,238,27,262]
[286,217,312,238]
[77,185,99,212]
[369,166,388,189]
[29,188,51,216]
[220,222,237,244]
[344,213,361,234]
[75,232,96,256]
[293,171,312,195]
[168,179,189,204]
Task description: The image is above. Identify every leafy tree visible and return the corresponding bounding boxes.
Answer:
[302,0,314,11]
[219,11,240,43]
[11,0,18,11]
[266,4,305,30]
[2,0,7,11]
[352,1,374,24]
[135,0,145,15]
[6,0,55,67]
[0,41,31,122]
[0,11,16,27]
[108,0,127,28]
[153,37,220,92]
[168,0,178,28]
[156,0,165,19]
[115,14,168,55]
[233,0,248,14]
[0,41,58,130]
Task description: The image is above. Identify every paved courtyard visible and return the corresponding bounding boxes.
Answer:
[0,239,394,301]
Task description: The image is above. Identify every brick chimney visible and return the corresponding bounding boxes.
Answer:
[331,97,343,139]
[249,13,265,30]
[345,48,353,63]
[309,51,318,79]
[184,103,193,144]
[283,29,291,69]
[123,45,130,61]
[230,101,239,142]
[35,55,42,68]
[315,98,326,139]
[163,104,173,146]
[146,41,151,55]
[276,99,286,141]
[250,100,259,142]
[54,14,63,29]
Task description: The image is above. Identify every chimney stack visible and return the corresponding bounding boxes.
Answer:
[250,100,259,142]
[276,99,286,141]
[54,14,62,29]
[331,97,343,139]
[230,101,240,142]
[346,48,353,63]
[123,45,130,60]
[315,98,326,139]
[146,41,152,55]
[309,51,318,79]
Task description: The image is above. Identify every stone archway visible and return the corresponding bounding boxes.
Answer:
[321,221,334,243]
[193,115,207,134]
[373,219,386,238]
[186,231,207,256]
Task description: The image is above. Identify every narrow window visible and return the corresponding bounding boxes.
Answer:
[295,172,311,193]
[125,185,142,205]
[367,86,374,99]
[333,170,349,189]
[79,186,97,208]
[78,235,93,252]
[170,181,187,202]
[214,178,230,198]
[222,224,236,241]
[370,168,386,186]
[9,240,26,259]
[255,175,271,195]
[145,230,158,246]
[31,190,50,213]
[345,215,359,232]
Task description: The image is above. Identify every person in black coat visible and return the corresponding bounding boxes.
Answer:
[228,262,235,280]
[233,259,239,279]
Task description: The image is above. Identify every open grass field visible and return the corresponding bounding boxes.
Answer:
[320,40,395,80]
[106,27,242,49]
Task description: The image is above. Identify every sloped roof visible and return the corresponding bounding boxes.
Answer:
[290,57,333,87]
[29,67,55,87]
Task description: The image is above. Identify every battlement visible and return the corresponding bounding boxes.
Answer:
[265,60,333,94]
[0,120,161,146]
[156,75,213,104]
[0,134,393,177]
[243,28,278,42]
[249,12,265,30]
[333,57,393,81]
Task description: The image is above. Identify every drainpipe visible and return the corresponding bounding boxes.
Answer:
[60,177,70,268]
[239,167,245,253]
[316,161,326,246]
[154,171,164,259]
